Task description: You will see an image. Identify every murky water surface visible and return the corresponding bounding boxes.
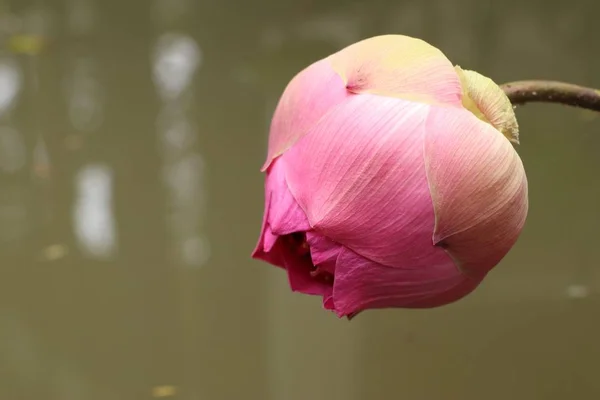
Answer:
[1,0,599,399]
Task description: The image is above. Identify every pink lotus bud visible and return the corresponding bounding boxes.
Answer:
[252,35,528,318]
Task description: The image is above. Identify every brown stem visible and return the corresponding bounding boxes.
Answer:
[501,80,600,112]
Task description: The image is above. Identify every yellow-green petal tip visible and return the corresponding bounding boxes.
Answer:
[456,66,520,144]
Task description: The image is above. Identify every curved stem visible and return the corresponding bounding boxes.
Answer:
[501,80,600,112]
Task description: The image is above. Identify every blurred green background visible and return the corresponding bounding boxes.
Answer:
[0,0,599,399]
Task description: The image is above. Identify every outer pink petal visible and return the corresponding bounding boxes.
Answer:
[424,107,528,274]
[265,159,311,236]
[252,159,331,297]
[252,158,310,266]
[262,59,352,171]
[332,247,482,318]
[252,189,283,267]
[282,94,437,269]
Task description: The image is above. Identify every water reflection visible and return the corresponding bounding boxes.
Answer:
[73,164,117,260]
[0,56,23,174]
[0,57,21,115]
[161,150,209,267]
[152,33,202,103]
[153,31,208,269]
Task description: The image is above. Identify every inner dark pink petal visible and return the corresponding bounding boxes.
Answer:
[255,167,337,304]
[284,252,333,297]
[280,231,336,303]
[253,158,314,271]
[305,231,341,274]
[252,225,286,270]
[331,247,484,318]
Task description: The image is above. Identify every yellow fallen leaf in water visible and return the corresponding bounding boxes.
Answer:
[7,34,46,55]
[41,244,68,261]
[151,385,177,397]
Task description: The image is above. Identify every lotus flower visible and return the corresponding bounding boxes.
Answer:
[252,35,528,318]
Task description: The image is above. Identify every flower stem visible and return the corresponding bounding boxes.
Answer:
[501,81,600,112]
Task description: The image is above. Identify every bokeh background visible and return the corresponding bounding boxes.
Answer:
[1,0,599,399]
